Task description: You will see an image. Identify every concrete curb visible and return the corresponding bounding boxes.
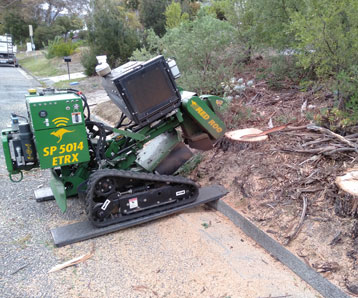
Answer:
[209,199,350,298]
[18,65,42,86]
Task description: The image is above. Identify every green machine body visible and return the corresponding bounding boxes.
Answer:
[1,55,229,224]
[26,92,90,169]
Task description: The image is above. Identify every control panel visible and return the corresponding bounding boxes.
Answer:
[26,92,90,169]
[26,93,84,131]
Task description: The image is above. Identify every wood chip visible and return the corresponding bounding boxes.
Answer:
[49,244,95,273]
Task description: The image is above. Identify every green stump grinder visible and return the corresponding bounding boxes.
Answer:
[1,55,228,245]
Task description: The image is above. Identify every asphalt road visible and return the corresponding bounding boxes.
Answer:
[0,66,321,297]
[0,66,40,128]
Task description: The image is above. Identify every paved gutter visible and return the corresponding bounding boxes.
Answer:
[210,199,350,298]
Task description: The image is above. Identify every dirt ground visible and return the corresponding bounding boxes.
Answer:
[87,58,358,296]
[193,61,358,295]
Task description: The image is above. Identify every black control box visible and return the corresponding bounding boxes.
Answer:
[112,56,181,126]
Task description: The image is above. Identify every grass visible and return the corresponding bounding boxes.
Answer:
[53,77,87,89]
[17,52,66,77]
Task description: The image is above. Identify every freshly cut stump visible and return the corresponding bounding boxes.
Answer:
[218,128,268,152]
[225,128,268,142]
[336,169,358,215]
[336,169,358,197]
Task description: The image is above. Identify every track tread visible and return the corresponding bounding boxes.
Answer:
[85,169,199,227]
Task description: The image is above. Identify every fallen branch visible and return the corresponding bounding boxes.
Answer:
[307,124,358,151]
[346,133,358,139]
[329,231,342,246]
[301,138,330,147]
[325,147,357,155]
[284,196,308,245]
[298,187,325,194]
[280,146,338,154]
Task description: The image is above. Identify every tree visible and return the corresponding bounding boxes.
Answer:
[180,0,200,20]
[233,0,306,51]
[289,0,358,108]
[33,24,65,47]
[290,0,358,77]
[2,10,30,43]
[29,0,89,25]
[86,0,140,68]
[54,15,83,41]
[164,1,189,29]
[139,0,169,36]
[0,0,89,44]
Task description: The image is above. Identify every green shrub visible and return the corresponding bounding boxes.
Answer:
[130,29,161,61]
[81,48,98,76]
[259,55,308,90]
[46,37,78,59]
[164,1,189,29]
[290,1,358,79]
[132,16,243,94]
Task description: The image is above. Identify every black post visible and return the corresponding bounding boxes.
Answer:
[63,56,72,80]
[67,62,70,80]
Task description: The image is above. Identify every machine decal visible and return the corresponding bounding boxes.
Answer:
[51,153,79,166]
[190,100,223,133]
[129,198,138,209]
[25,144,34,160]
[51,128,75,143]
[101,199,111,210]
[191,101,210,120]
[43,141,84,166]
[176,190,185,196]
[52,117,70,127]
[71,112,82,124]
[216,99,223,106]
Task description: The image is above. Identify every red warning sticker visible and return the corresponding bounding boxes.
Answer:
[129,197,138,209]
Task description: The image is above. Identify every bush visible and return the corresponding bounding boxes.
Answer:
[257,55,308,90]
[131,29,161,61]
[46,37,78,59]
[290,1,358,79]
[164,1,189,29]
[132,16,243,94]
[81,48,98,76]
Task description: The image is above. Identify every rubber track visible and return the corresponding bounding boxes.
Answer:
[85,169,199,227]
